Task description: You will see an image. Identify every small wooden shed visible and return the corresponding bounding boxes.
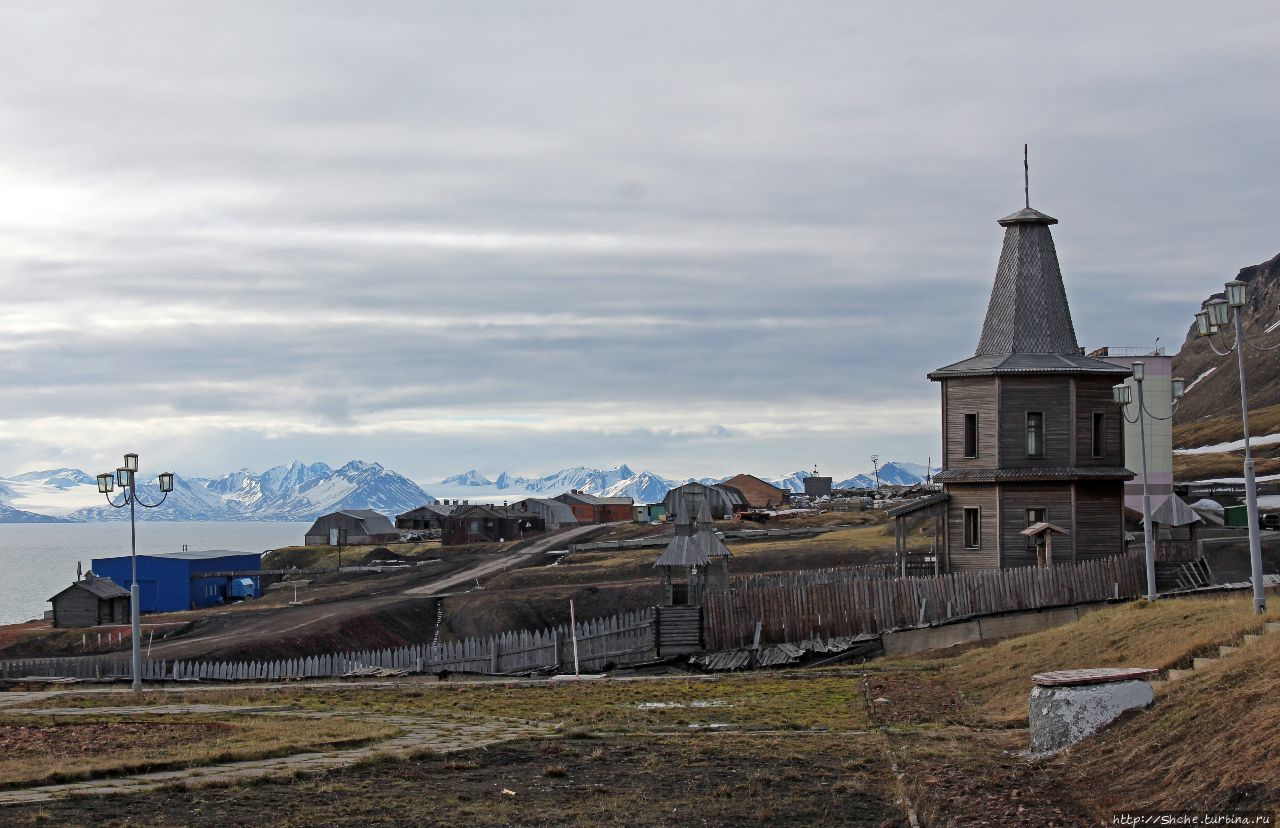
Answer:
[49,574,130,628]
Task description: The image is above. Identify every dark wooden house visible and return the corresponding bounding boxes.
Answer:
[443,505,544,545]
[395,503,455,532]
[303,510,398,546]
[924,201,1133,571]
[49,574,130,628]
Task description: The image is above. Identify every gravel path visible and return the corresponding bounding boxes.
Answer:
[0,701,553,805]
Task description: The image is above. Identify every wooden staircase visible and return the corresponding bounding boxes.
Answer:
[655,605,703,656]
[1155,558,1214,593]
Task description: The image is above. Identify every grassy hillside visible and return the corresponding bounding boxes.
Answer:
[945,595,1280,721]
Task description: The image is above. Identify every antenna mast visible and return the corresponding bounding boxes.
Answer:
[1024,143,1030,208]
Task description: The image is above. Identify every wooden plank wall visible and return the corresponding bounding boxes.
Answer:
[944,377,998,469]
[702,553,1146,651]
[946,486,1000,570]
[1075,480,1127,560]
[999,485,1075,567]
[998,377,1072,467]
[0,608,656,682]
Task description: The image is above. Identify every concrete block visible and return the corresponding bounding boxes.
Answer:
[1029,680,1154,754]
[1166,668,1196,682]
[1265,622,1280,633]
[1219,646,1240,657]
[977,607,1080,641]
[881,621,981,657]
[1192,657,1217,670]
[1244,634,1262,645]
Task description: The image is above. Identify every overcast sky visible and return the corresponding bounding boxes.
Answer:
[1,2,1278,484]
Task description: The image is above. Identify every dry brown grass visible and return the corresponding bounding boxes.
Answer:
[1066,629,1280,816]
[263,540,448,569]
[1174,400,1280,450]
[0,713,396,789]
[947,595,1280,721]
[1173,450,1280,482]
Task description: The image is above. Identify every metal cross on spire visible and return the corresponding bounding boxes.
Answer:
[1024,143,1030,208]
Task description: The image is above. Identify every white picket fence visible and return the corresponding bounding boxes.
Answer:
[0,608,656,682]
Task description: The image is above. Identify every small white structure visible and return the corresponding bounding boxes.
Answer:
[1028,667,1156,754]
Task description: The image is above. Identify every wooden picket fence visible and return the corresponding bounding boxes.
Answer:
[730,563,898,590]
[0,608,656,682]
[703,554,1148,651]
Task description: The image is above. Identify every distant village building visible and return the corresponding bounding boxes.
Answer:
[662,481,746,521]
[512,497,580,530]
[552,491,634,524]
[443,505,543,545]
[91,550,264,613]
[48,573,130,628]
[395,503,456,532]
[922,197,1133,572]
[720,474,789,509]
[304,510,399,546]
[803,475,833,498]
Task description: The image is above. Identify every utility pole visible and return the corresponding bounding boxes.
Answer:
[871,455,881,490]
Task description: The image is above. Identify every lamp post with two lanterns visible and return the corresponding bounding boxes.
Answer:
[1112,364,1185,602]
[1195,279,1273,614]
[96,454,174,691]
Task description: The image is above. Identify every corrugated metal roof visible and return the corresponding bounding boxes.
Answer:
[336,510,395,535]
[75,577,130,599]
[885,492,949,518]
[513,498,579,524]
[147,549,262,560]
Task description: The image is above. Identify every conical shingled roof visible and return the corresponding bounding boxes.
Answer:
[929,203,1129,379]
[976,207,1078,355]
[654,495,731,568]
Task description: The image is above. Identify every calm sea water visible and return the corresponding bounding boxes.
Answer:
[0,521,312,626]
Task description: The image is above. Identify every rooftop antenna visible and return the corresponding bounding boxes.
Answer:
[1024,143,1030,209]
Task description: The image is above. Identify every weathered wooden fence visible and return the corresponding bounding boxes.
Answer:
[0,608,656,682]
[730,563,898,590]
[703,554,1147,651]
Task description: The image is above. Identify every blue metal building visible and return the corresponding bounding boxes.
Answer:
[91,549,263,613]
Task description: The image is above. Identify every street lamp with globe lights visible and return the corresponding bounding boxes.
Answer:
[1193,279,1278,614]
[1113,363,1185,602]
[96,454,174,691]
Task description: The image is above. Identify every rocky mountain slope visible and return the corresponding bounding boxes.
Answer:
[1173,251,1280,436]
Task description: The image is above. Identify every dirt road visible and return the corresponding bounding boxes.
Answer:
[402,523,600,597]
[141,524,602,660]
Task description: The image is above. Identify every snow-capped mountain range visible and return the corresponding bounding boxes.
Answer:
[0,458,940,523]
[433,461,940,505]
[0,461,435,523]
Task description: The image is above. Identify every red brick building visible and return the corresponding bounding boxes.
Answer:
[553,491,634,523]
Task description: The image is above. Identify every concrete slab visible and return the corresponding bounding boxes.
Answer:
[1192,657,1218,670]
[1029,679,1154,754]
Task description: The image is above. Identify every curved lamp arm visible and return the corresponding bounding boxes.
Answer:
[1119,403,1141,425]
[1240,328,1280,353]
[102,491,131,509]
[1206,327,1236,357]
[1138,399,1176,422]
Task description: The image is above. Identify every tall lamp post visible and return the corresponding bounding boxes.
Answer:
[1196,279,1275,614]
[96,454,174,691]
[1113,363,1185,602]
